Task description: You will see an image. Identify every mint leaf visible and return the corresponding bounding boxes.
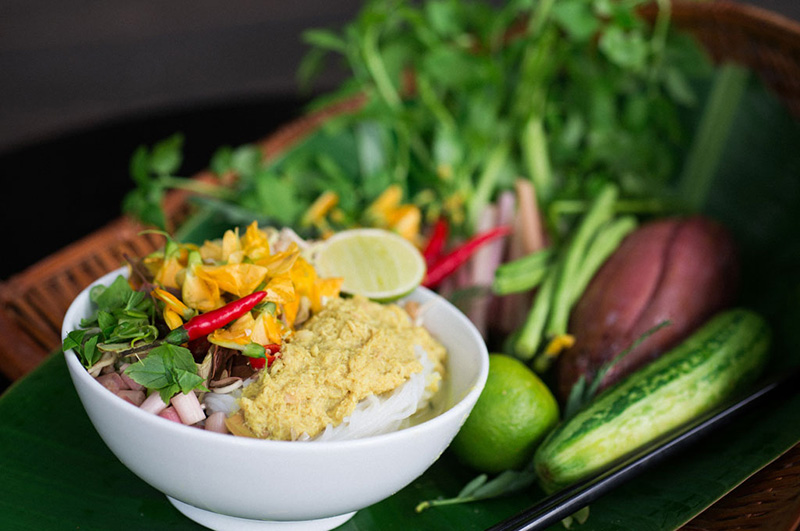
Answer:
[91,275,134,311]
[63,329,104,368]
[97,311,117,333]
[62,329,86,353]
[125,343,207,404]
[83,334,101,368]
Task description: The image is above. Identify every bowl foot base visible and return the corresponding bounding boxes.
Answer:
[167,496,357,531]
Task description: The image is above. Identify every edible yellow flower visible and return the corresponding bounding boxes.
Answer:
[152,288,193,319]
[194,263,269,298]
[163,308,184,330]
[208,313,256,349]
[544,334,576,358]
[310,276,343,314]
[387,204,421,241]
[199,239,223,262]
[154,251,186,290]
[263,274,296,305]
[367,184,403,222]
[242,221,271,256]
[364,185,421,241]
[302,191,339,228]
[253,242,300,275]
[222,227,246,264]
[182,266,224,311]
[250,311,286,346]
[286,256,342,318]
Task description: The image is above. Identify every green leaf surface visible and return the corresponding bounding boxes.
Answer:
[149,133,184,176]
[2,352,800,530]
[19,33,798,530]
[124,343,206,404]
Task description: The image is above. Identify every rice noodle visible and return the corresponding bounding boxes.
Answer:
[298,344,441,442]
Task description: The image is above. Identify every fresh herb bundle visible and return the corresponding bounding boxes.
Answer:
[124,0,714,240]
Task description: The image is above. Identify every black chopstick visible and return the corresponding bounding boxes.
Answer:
[487,368,800,531]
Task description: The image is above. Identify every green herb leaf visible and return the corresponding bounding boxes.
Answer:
[302,29,348,53]
[598,26,648,72]
[124,343,207,404]
[251,172,302,225]
[83,334,101,368]
[63,329,104,369]
[415,465,538,512]
[149,134,184,176]
[551,0,599,42]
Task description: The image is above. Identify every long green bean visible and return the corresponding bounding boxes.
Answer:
[492,248,553,295]
[514,264,559,360]
[546,184,618,337]
[568,216,638,307]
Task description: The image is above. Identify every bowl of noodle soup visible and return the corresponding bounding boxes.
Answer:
[62,268,489,530]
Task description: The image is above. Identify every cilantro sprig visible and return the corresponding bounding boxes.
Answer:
[123,0,717,239]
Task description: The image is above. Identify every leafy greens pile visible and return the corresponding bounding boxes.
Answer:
[124,0,714,239]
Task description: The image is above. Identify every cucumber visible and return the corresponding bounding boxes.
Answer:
[534,308,771,493]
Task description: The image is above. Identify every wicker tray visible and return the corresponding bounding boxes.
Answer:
[2,1,800,528]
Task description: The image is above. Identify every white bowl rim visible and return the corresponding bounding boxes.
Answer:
[62,267,490,451]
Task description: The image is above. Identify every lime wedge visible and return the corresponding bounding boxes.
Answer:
[313,228,426,301]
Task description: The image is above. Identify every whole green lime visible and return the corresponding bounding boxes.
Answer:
[451,354,560,473]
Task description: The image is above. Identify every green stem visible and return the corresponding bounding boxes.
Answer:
[678,62,749,211]
[568,216,637,306]
[515,264,559,360]
[548,197,676,218]
[362,25,402,111]
[528,0,557,35]
[495,248,553,276]
[522,117,554,203]
[546,184,618,337]
[468,142,510,231]
[648,0,672,87]
[160,176,237,201]
[416,75,456,132]
[493,249,553,295]
[493,265,548,296]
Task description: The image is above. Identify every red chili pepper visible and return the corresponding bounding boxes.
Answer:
[423,225,512,288]
[422,217,450,266]
[164,291,268,345]
[247,344,281,370]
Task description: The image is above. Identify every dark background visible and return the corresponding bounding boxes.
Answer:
[2,0,799,281]
[1,1,799,391]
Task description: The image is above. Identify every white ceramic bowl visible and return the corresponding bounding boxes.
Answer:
[62,268,489,531]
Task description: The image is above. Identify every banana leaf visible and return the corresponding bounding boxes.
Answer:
[1,81,799,530]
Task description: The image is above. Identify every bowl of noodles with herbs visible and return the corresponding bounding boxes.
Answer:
[61,224,489,530]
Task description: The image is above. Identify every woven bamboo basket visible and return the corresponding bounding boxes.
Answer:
[1,1,799,528]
